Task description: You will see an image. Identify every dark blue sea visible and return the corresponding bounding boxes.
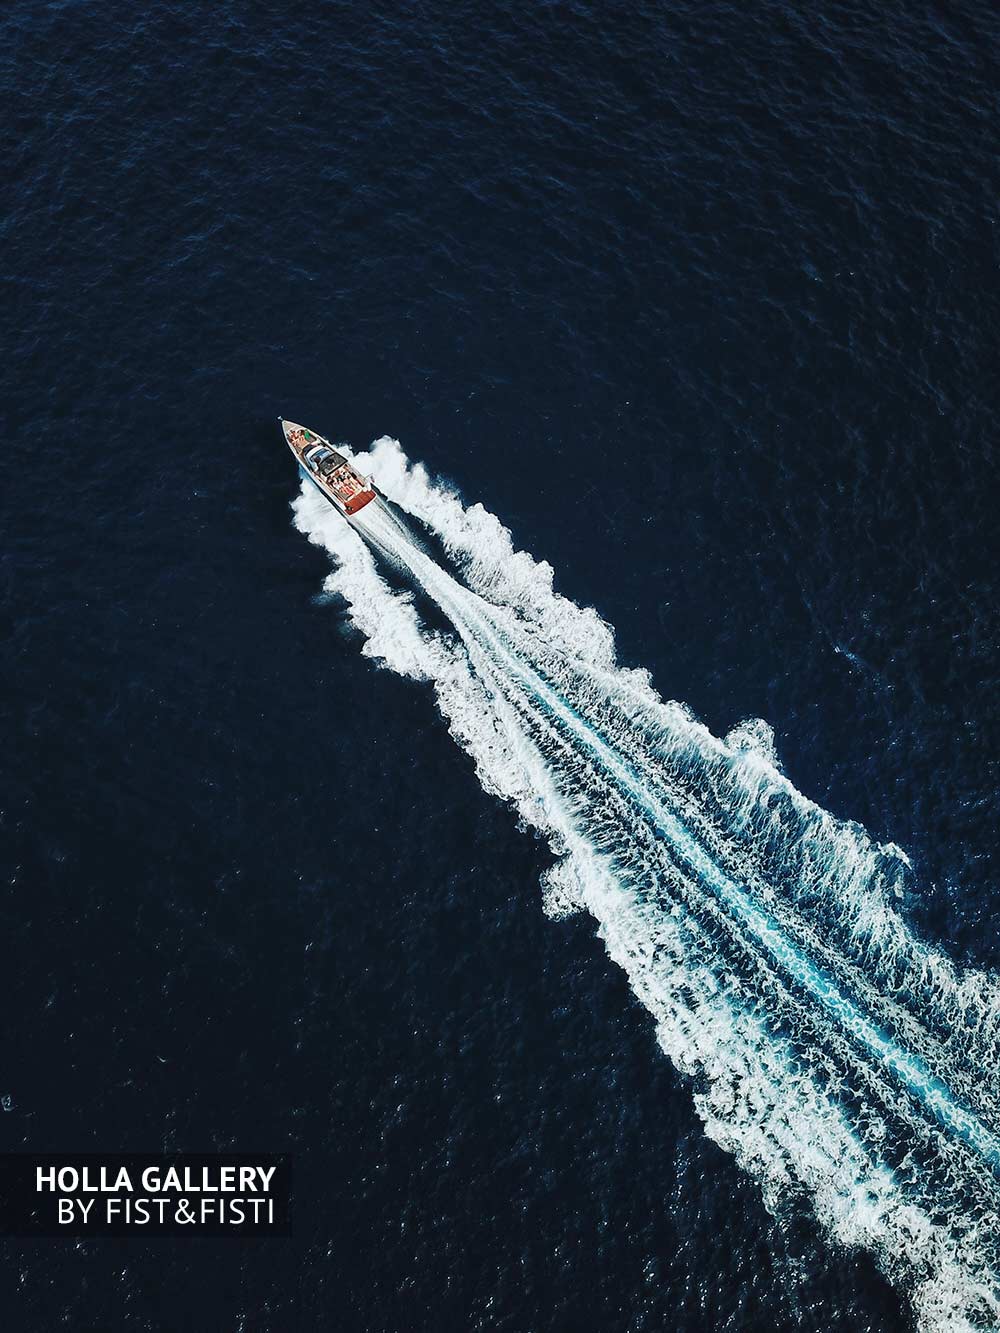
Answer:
[4,2,1000,1329]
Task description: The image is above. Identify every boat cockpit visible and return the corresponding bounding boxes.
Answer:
[303,444,348,477]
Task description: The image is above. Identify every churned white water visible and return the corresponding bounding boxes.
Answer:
[293,438,1000,1332]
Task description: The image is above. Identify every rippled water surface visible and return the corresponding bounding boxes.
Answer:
[4,2,999,1330]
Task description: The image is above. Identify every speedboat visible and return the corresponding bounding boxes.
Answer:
[281,419,377,516]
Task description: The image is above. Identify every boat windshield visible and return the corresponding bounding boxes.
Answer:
[308,447,339,474]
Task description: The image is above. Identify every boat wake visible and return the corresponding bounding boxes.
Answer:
[292,437,1000,1332]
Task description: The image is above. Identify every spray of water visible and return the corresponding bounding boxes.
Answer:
[293,438,1000,1331]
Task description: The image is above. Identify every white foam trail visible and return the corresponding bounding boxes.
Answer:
[292,443,1000,1331]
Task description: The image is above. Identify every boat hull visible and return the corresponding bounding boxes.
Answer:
[281,419,376,516]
